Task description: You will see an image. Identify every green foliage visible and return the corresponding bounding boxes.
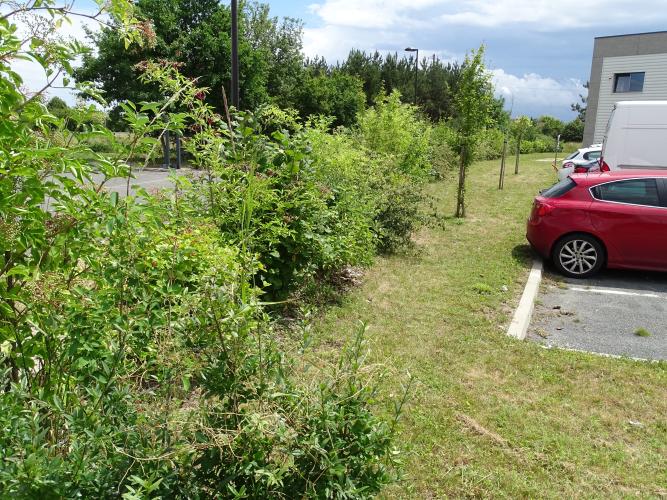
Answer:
[78,1,508,130]
[452,46,494,152]
[562,118,584,142]
[75,0,304,114]
[511,115,533,143]
[356,91,435,251]
[358,91,433,177]
[295,70,366,127]
[510,115,533,173]
[571,81,588,122]
[475,127,506,161]
[0,5,412,498]
[534,115,564,138]
[46,96,68,113]
[429,123,458,176]
[452,45,494,217]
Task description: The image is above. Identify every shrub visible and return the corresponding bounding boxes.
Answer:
[0,9,407,499]
[430,122,458,175]
[357,91,433,178]
[476,127,505,160]
[562,118,584,143]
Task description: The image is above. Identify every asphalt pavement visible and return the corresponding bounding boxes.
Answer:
[528,268,667,360]
[95,167,192,196]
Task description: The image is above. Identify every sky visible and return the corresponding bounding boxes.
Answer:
[11,0,667,120]
[267,0,667,120]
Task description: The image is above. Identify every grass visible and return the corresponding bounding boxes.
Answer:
[634,328,652,338]
[313,153,667,498]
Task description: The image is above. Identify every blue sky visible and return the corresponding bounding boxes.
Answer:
[266,0,667,120]
[12,0,667,120]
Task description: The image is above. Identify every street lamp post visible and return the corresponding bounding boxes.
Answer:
[231,0,239,109]
[404,47,418,105]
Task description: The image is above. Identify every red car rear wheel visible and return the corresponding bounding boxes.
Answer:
[552,233,605,278]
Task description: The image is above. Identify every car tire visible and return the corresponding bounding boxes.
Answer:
[552,233,605,278]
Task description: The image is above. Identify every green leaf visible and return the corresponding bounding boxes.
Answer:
[6,265,30,278]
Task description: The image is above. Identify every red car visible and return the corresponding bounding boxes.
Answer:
[527,171,667,277]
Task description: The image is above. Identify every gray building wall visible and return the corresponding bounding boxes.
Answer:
[583,31,667,147]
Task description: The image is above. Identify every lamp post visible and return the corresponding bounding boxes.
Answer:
[231,0,239,108]
[404,47,418,105]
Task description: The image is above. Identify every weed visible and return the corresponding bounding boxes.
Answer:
[473,282,494,295]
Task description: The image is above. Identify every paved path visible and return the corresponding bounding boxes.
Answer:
[95,168,194,196]
[528,268,667,360]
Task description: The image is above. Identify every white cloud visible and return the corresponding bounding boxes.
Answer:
[491,68,586,117]
[307,0,443,30]
[440,0,667,29]
[306,0,667,32]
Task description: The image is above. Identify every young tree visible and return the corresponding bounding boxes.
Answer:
[453,46,494,218]
[511,115,532,174]
[571,81,589,122]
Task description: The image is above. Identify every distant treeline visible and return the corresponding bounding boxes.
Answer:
[75,0,582,141]
[74,0,505,127]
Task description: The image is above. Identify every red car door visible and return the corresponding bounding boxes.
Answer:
[588,177,667,269]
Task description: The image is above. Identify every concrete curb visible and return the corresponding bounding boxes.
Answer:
[538,344,661,363]
[507,259,543,340]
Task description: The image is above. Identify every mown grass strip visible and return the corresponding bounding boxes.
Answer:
[315,153,667,498]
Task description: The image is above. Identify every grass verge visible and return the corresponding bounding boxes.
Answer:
[313,153,667,498]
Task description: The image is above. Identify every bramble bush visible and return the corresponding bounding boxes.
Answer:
[0,3,425,497]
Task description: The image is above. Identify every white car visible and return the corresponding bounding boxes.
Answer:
[557,145,602,180]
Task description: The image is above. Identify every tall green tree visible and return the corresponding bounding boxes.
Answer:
[453,45,494,218]
[339,50,470,122]
[75,0,302,114]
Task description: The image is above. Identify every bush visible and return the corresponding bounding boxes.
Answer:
[476,127,505,160]
[518,134,558,154]
[295,70,366,127]
[357,91,433,178]
[0,16,409,499]
[430,122,458,175]
[562,118,584,143]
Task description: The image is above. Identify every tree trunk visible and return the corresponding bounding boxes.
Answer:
[456,144,467,218]
[498,136,507,190]
[514,137,520,175]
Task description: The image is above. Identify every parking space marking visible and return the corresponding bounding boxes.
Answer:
[568,286,662,299]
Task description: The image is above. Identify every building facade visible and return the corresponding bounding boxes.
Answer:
[583,31,667,146]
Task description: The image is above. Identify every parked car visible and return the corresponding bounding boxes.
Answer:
[600,101,667,171]
[557,145,602,180]
[527,171,667,278]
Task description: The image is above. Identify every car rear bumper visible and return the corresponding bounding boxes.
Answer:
[526,219,555,258]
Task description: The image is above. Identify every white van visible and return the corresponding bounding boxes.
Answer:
[600,101,667,171]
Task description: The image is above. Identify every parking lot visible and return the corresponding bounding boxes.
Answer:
[528,268,667,360]
[94,168,193,197]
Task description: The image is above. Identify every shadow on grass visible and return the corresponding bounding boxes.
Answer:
[512,244,536,268]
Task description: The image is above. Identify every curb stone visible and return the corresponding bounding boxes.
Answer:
[507,259,543,340]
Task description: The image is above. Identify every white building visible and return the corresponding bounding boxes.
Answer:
[583,31,667,146]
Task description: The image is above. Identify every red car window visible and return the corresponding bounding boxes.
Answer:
[591,178,661,207]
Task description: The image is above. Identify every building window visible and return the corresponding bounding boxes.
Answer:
[613,72,645,93]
